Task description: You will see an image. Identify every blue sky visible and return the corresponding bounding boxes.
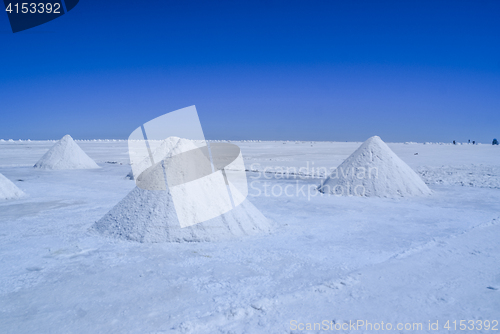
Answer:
[1,0,499,142]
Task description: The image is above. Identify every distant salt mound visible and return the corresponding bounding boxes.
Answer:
[96,137,272,242]
[125,170,134,180]
[319,136,431,197]
[0,173,25,200]
[34,135,99,170]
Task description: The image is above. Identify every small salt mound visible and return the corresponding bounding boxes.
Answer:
[34,135,99,170]
[0,173,25,200]
[92,187,272,243]
[319,136,431,197]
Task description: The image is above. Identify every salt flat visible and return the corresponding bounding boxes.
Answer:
[0,140,499,333]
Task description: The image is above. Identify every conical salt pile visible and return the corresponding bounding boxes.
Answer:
[34,135,99,170]
[94,137,272,242]
[319,136,431,197]
[92,187,271,243]
[0,173,25,200]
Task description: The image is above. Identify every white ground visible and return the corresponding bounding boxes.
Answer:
[0,140,499,333]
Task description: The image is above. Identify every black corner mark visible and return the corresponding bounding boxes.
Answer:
[3,0,79,33]
[64,0,78,12]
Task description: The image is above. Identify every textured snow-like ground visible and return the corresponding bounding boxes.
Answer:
[0,141,499,333]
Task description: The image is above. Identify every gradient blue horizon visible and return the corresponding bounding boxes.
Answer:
[1,0,499,143]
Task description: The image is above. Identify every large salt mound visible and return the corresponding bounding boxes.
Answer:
[96,137,272,242]
[319,136,431,198]
[92,187,272,243]
[34,135,99,170]
[0,173,25,200]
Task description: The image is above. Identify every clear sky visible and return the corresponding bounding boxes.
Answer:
[1,0,499,142]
